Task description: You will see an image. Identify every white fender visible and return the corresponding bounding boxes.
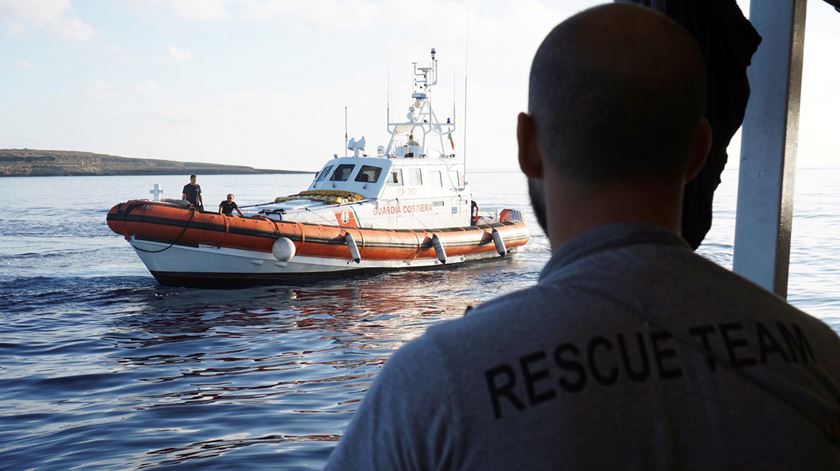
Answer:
[345,232,361,263]
[432,234,447,264]
[272,237,296,262]
[491,229,508,256]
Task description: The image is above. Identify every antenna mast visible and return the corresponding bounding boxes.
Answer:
[463,0,470,178]
[344,106,348,158]
[383,48,455,159]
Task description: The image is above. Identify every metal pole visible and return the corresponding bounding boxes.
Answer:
[462,0,470,184]
[733,0,807,298]
[344,106,348,158]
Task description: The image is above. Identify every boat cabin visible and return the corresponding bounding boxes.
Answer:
[303,155,470,229]
[308,156,464,201]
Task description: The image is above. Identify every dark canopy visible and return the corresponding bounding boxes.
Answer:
[619,0,761,249]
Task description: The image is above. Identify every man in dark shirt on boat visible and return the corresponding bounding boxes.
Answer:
[218,194,244,217]
[405,134,419,158]
[327,4,840,470]
[181,174,203,210]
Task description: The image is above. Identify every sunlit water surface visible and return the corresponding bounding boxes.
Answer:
[0,169,837,469]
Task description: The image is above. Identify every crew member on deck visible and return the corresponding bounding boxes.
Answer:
[405,134,419,158]
[219,194,244,217]
[181,174,203,210]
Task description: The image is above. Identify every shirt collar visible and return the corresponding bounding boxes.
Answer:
[538,223,690,283]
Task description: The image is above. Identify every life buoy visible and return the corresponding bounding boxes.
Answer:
[471,201,479,226]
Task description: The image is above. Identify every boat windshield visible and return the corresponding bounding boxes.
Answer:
[315,165,333,182]
[354,165,383,183]
[330,164,356,182]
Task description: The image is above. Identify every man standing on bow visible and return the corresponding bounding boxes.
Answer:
[181,174,203,210]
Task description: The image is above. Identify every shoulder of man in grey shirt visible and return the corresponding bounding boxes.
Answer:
[326,224,840,470]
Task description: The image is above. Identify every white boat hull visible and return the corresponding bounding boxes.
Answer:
[130,238,514,286]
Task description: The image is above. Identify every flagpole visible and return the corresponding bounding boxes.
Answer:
[463,0,470,184]
[344,106,348,158]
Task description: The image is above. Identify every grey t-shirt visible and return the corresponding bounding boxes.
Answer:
[327,224,840,470]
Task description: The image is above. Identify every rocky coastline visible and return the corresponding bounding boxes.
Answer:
[0,149,308,177]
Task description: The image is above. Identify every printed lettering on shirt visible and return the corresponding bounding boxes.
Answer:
[484,321,816,419]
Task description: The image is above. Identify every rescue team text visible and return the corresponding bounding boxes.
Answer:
[484,321,815,419]
[373,203,433,216]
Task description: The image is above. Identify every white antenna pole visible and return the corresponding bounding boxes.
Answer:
[344,106,348,158]
[453,71,457,149]
[387,71,391,128]
[463,0,470,181]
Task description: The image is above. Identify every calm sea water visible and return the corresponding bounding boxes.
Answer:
[1,169,838,469]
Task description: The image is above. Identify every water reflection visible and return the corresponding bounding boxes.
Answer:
[6,170,837,468]
[83,258,539,467]
[142,433,340,468]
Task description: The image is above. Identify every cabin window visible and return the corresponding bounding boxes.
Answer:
[448,170,462,187]
[355,165,383,183]
[330,164,356,182]
[315,165,333,182]
[406,168,423,186]
[428,170,443,187]
[387,169,403,186]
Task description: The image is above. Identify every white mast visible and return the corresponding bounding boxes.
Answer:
[344,106,348,158]
[384,48,456,162]
[463,0,471,180]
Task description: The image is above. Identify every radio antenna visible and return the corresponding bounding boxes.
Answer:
[453,70,456,141]
[463,0,470,179]
[344,106,348,158]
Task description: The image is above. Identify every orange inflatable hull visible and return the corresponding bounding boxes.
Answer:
[107,200,529,264]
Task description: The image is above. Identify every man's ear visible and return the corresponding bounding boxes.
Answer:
[685,118,712,183]
[518,112,543,179]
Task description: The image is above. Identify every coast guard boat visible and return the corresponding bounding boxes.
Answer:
[106,49,529,286]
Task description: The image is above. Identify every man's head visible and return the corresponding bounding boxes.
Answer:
[190,174,197,184]
[227,194,234,201]
[518,3,710,238]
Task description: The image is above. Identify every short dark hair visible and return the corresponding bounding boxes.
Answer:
[529,4,706,185]
[190,174,197,179]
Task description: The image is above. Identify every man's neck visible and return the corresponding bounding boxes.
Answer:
[546,178,684,252]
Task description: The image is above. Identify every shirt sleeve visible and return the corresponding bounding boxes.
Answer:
[325,333,457,471]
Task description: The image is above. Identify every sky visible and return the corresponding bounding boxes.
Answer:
[0,0,838,171]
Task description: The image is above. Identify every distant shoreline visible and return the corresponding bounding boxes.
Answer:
[1,171,313,177]
[0,149,312,177]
